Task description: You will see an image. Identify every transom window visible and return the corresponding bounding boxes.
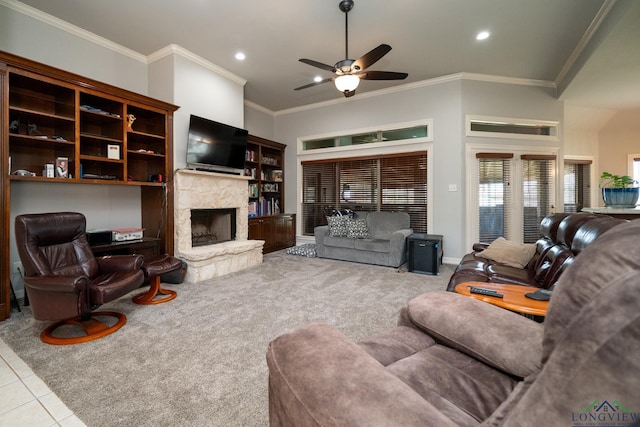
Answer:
[302,125,428,151]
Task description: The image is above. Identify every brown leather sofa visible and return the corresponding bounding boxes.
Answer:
[266,219,640,426]
[446,213,627,291]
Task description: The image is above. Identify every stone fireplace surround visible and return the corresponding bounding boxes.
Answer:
[174,169,264,282]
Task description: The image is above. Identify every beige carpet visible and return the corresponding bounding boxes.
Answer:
[0,251,454,426]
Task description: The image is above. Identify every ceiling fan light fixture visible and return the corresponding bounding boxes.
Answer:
[335,74,360,92]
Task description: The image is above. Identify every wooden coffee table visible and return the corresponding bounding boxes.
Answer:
[454,282,549,317]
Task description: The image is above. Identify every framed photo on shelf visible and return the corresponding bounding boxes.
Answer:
[55,157,68,178]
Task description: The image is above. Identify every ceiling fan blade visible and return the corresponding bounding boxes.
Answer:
[359,71,408,80]
[299,59,336,72]
[352,44,392,71]
[294,77,334,91]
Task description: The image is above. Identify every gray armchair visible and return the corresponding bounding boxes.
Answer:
[268,220,640,426]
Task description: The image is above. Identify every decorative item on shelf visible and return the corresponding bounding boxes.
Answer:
[126,114,136,131]
[600,171,639,208]
[107,144,120,160]
[55,157,68,178]
[44,163,54,178]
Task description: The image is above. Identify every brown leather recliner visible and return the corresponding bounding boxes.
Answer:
[15,212,144,345]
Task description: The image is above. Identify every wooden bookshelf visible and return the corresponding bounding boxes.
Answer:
[0,51,179,321]
[245,135,295,253]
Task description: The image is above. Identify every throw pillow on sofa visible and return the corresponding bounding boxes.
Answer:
[476,237,536,268]
[346,218,369,239]
[327,216,349,237]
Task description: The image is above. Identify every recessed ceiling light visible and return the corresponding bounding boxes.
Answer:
[476,31,490,41]
[235,52,246,61]
[314,76,323,83]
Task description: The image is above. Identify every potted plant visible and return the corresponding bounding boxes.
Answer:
[600,171,639,208]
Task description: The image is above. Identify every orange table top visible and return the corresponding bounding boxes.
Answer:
[454,282,549,317]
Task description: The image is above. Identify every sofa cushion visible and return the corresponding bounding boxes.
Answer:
[407,292,543,378]
[387,344,518,424]
[346,218,370,239]
[323,236,356,249]
[367,211,410,239]
[354,238,390,253]
[359,326,436,366]
[476,237,536,268]
[327,216,348,237]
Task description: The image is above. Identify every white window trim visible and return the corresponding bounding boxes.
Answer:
[297,119,433,156]
[465,143,560,250]
[564,155,597,211]
[296,119,434,237]
[466,115,560,142]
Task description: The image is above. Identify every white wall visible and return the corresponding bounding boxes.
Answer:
[148,49,246,171]
[244,104,275,140]
[599,108,640,179]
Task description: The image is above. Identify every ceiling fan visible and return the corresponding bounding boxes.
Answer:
[295,0,408,98]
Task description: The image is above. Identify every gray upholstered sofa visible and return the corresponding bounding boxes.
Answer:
[314,211,412,268]
[267,219,640,426]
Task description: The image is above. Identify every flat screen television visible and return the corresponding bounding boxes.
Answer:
[186,115,248,174]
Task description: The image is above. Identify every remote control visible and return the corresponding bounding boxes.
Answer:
[468,286,504,298]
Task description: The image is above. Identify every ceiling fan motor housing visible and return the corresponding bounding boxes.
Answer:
[339,0,354,13]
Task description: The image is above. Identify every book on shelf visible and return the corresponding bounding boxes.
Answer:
[245,150,257,162]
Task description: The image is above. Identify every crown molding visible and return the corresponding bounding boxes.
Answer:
[1,0,147,63]
[244,100,274,116]
[272,72,555,116]
[148,44,247,87]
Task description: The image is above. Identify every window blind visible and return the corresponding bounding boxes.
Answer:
[477,157,511,242]
[522,156,555,243]
[301,152,428,235]
[380,154,428,232]
[564,160,591,213]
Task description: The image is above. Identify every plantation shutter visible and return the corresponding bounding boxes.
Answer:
[380,153,428,232]
[477,153,513,242]
[564,159,591,213]
[521,154,556,243]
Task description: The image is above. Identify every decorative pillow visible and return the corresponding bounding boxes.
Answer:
[346,218,370,239]
[327,216,349,237]
[476,237,536,268]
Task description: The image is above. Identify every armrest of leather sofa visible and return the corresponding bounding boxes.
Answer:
[407,292,543,378]
[267,322,458,427]
[97,254,144,273]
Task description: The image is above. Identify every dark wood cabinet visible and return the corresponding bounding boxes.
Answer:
[0,51,178,321]
[248,214,296,253]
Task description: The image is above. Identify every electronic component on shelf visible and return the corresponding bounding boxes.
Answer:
[112,228,144,242]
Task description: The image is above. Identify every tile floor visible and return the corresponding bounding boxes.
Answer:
[0,337,85,427]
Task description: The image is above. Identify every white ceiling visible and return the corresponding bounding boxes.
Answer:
[15,0,640,113]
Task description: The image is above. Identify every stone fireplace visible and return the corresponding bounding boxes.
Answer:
[174,169,264,282]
